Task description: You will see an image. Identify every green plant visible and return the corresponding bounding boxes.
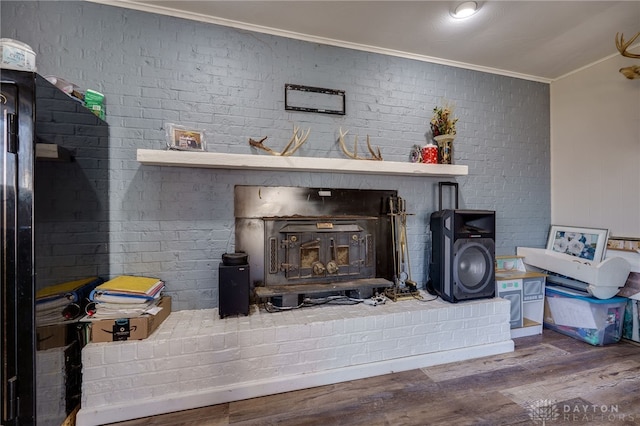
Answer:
[430,104,458,136]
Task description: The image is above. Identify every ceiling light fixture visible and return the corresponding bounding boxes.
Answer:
[451,1,479,19]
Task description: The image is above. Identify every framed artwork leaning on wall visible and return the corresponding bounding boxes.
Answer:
[546,225,609,263]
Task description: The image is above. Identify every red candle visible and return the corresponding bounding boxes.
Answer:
[421,144,438,164]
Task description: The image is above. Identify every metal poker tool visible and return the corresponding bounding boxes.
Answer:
[389,197,398,286]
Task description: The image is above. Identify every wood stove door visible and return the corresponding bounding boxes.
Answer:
[331,231,364,277]
[287,233,321,279]
[284,231,366,280]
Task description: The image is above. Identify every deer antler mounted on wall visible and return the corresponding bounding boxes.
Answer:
[615,32,640,79]
[338,128,383,161]
[249,125,311,156]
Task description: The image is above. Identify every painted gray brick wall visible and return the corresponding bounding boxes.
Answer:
[2,1,550,311]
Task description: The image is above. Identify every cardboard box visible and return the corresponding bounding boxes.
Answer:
[36,323,69,351]
[544,286,626,346]
[90,297,171,343]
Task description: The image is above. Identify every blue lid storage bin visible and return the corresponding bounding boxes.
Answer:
[544,285,627,346]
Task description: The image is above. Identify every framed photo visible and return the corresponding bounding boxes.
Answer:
[166,124,206,151]
[607,236,640,252]
[546,225,609,263]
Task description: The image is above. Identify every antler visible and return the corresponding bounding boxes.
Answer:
[615,32,640,59]
[249,126,310,156]
[338,128,383,161]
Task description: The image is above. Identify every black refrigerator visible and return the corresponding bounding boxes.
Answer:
[1,70,109,425]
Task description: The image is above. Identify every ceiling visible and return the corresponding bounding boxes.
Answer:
[98,1,640,82]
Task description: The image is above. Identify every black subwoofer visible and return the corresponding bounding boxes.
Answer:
[219,253,250,318]
[428,201,496,303]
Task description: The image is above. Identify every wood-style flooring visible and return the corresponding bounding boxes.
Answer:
[108,330,640,426]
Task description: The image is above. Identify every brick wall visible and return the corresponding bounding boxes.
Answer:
[36,348,66,425]
[77,297,513,425]
[2,1,551,310]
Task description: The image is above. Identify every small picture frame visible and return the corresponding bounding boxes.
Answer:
[607,236,640,252]
[546,225,609,263]
[166,123,206,151]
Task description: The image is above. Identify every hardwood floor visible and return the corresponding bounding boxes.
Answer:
[108,331,640,426]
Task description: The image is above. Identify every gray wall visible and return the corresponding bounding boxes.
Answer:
[2,1,550,311]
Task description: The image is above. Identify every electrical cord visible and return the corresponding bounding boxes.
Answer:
[263,301,305,313]
[414,292,439,302]
[304,295,360,305]
[264,293,388,312]
[263,286,443,312]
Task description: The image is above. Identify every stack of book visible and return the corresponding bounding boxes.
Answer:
[36,277,104,326]
[86,275,165,320]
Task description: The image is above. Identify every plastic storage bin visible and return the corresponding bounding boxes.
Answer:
[544,285,627,346]
[623,298,640,343]
[0,38,36,71]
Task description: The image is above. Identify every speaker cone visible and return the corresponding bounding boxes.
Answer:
[454,241,493,292]
[451,238,495,301]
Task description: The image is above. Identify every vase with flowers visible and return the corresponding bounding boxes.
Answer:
[430,103,458,164]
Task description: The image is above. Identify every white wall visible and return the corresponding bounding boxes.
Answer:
[551,55,640,238]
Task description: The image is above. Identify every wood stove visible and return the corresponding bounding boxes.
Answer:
[264,216,377,286]
[234,186,396,302]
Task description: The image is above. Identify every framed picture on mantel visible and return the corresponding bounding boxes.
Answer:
[546,225,608,263]
[166,123,206,151]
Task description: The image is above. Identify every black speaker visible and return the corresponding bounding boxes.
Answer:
[219,259,250,319]
[429,209,496,303]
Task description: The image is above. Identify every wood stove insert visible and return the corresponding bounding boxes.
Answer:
[234,186,396,302]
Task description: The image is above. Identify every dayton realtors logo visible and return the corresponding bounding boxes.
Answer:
[526,399,560,425]
[526,400,636,424]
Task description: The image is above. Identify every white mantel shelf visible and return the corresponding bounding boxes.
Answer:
[136,149,468,177]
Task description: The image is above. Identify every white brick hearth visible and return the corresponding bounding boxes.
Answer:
[76,294,513,425]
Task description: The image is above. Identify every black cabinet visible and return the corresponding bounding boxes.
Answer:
[1,70,108,425]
